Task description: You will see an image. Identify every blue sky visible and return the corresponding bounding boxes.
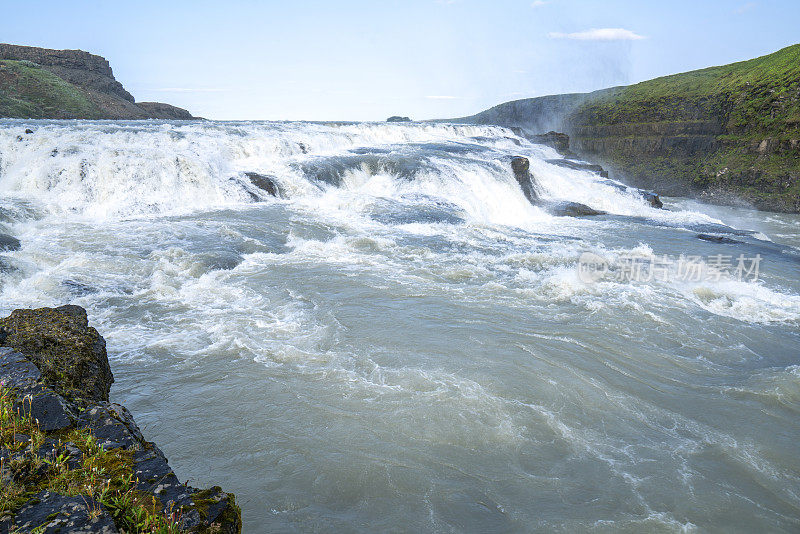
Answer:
[2,0,799,120]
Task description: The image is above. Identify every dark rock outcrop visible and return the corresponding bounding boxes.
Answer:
[0,234,21,252]
[546,158,608,178]
[245,172,282,198]
[697,234,742,244]
[15,386,77,431]
[509,157,604,216]
[641,191,663,209]
[511,156,539,203]
[0,305,113,403]
[135,102,196,120]
[545,201,605,217]
[387,116,412,122]
[528,131,572,156]
[0,43,195,120]
[4,491,119,533]
[0,306,242,533]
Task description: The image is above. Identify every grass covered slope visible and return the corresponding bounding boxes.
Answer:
[0,60,101,119]
[567,44,800,212]
[575,44,800,131]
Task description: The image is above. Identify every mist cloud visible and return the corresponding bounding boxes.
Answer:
[734,2,757,14]
[549,28,644,41]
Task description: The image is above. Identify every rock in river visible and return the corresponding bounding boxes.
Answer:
[245,172,282,198]
[0,233,21,251]
[511,156,539,203]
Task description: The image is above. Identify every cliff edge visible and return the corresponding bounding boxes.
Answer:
[0,44,194,120]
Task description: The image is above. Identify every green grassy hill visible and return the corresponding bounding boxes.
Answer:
[575,44,800,133]
[0,60,101,119]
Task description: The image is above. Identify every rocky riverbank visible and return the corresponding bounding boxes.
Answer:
[0,306,240,533]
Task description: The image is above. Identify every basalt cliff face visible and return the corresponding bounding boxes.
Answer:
[444,44,800,213]
[0,44,194,120]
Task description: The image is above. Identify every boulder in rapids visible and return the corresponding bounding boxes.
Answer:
[245,172,282,198]
[640,191,663,209]
[511,156,539,203]
[510,156,603,215]
[696,233,742,244]
[0,233,21,251]
[545,201,605,217]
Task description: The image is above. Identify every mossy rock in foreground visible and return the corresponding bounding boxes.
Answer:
[0,305,113,403]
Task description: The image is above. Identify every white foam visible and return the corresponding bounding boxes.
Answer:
[0,120,720,229]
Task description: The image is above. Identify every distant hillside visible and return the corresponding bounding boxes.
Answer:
[445,93,591,133]
[0,44,194,120]
[443,44,800,213]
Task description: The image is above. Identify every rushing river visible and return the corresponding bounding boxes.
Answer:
[1,120,799,533]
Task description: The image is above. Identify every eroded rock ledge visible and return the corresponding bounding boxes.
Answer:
[0,305,241,533]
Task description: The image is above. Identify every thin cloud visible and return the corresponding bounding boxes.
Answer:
[734,2,757,14]
[531,1,548,7]
[425,95,459,99]
[548,28,645,41]
[153,87,226,93]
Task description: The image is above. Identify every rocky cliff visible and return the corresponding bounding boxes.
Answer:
[0,306,240,533]
[442,44,800,213]
[0,44,194,120]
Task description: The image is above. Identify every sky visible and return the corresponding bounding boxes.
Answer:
[1,0,799,121]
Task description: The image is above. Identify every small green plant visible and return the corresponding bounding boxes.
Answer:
[1,386,185,532]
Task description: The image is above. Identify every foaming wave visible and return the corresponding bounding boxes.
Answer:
[688,280,800,323]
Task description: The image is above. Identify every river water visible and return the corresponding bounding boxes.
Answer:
[1,120,799,533]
